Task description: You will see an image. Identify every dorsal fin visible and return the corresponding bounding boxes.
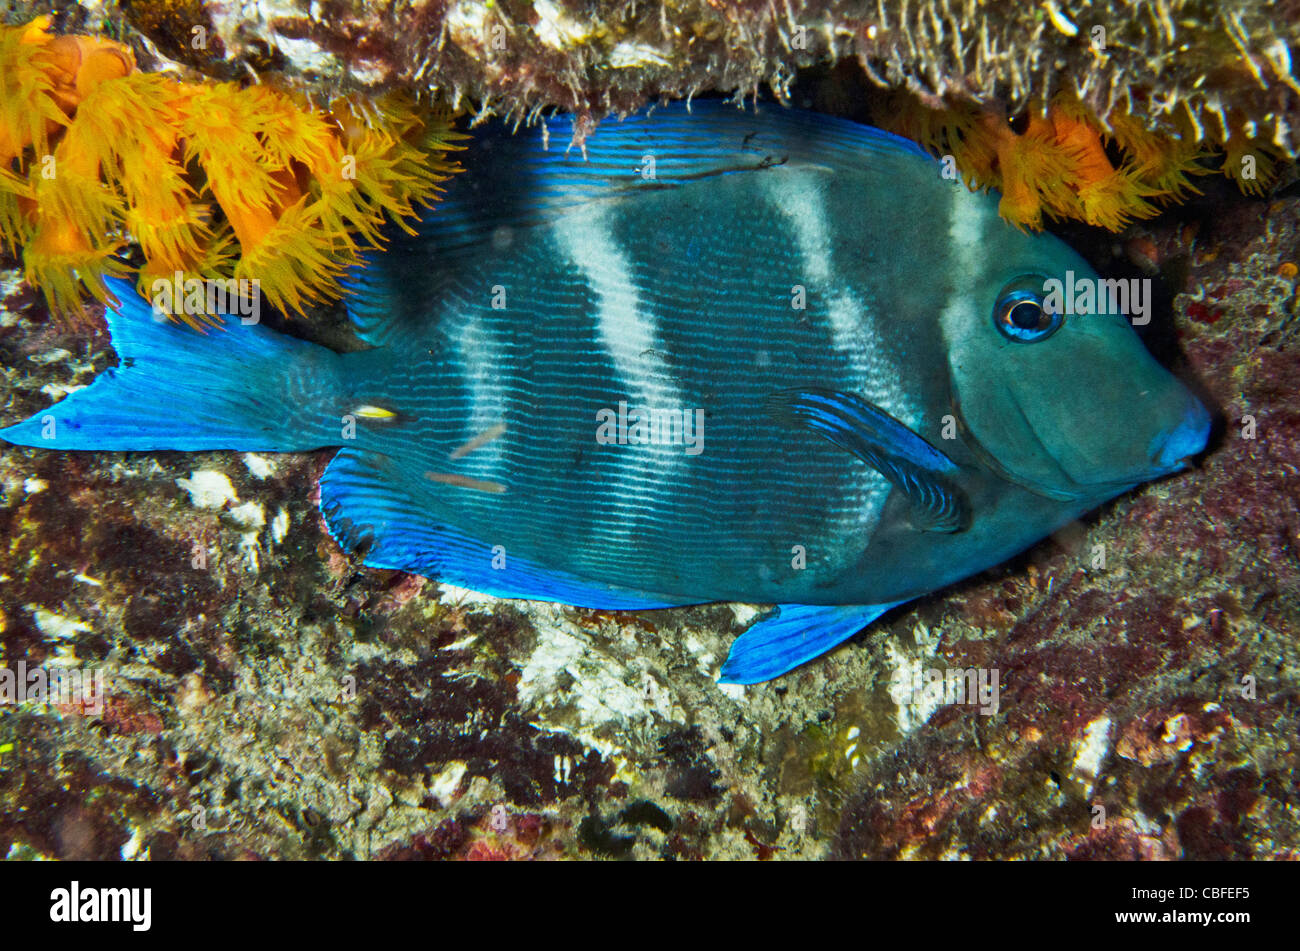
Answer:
[342,101,932,345]
[403,100,929,258]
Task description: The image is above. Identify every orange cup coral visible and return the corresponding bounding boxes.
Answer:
[878,88,1281,232]
[0,17,465,326]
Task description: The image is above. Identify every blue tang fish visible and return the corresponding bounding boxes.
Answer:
[0,102,1211,683]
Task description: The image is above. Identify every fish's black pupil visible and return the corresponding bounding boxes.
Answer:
[1009,300,1043,329]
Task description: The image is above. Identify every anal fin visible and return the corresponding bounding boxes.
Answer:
[321,449,690,610]
[719,602,903,684]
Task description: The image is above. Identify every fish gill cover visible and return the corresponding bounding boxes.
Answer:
[0,0,1296,865]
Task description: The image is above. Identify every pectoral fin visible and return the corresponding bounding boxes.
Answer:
[720,602,904,684]
[767,388,970,533]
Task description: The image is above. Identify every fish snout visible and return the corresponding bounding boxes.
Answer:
[1148,395,1212,472]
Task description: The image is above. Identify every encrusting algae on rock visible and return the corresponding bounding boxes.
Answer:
[0,16,467,325]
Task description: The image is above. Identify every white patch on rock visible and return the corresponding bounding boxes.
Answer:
[1132,810,1161,835]
[446,0,494,54]
[270,35,337,75]
[681,633,717,674]
[40,383,86,400]
[717,682,746,702]
[29,608,91,639]
[27,348,73,365]
[120,826,145,861]
[344,63,388,86]
[270,507,290,545]
[1071,715,1113,793]
[440,634,478,653]
[176,469,237,509]
[428,761,467,805]
[531,0,592,49]
[516,603,677,757]
[437,584,502,608]
[239,541,259,573]
[0,269,22,327]
[175,470,271,571]
[227,501,265,531]
[885,622,944,733]
[606,41,672,68]
[242,453,275,479]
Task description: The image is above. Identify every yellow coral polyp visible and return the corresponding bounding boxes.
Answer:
[0,17,466,326]
[877,88,1266,232]
[39,33,135,111]
[1222,124,1280,197]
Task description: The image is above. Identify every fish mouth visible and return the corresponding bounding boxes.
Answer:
[953,386,1210,498]
[1146,398,1213,472]
[1067,393,1212,487]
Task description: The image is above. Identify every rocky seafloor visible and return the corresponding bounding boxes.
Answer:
[3,13,1300,853]
[2,159,1298,861]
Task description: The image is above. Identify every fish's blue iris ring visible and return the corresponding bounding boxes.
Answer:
[993,285,1063,343]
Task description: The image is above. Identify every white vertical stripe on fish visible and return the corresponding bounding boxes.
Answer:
[759,173,919,430]
[760,173,918,542]
[939,184,986,349]
[550,204,685,494]
[449,313,508,474]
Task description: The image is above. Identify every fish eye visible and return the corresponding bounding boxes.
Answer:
[993,278,1063,343]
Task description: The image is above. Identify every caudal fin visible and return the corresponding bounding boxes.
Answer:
[1,277,347,451]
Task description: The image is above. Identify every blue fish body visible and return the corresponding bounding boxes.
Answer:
[0,102,1211,683]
